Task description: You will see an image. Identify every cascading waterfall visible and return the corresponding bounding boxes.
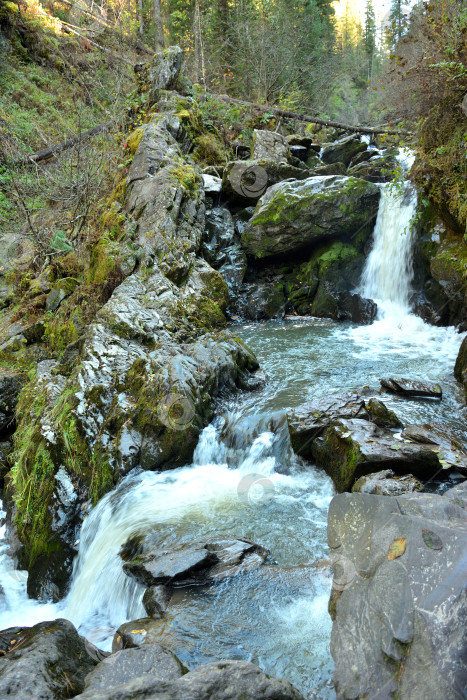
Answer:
[360,184,418,318]
[359,150,418,324]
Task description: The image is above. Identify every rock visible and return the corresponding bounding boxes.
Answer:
[251,129,290,162]
[0,369,23,433]
[311,417,443,491]
[380,377,442,399]
[352,469,423,495]
[202,174,222,193]
[348,153,398,183]
[0,619,96,698]
[401,423,467,474]
[335,291,377,324]
[147,46,182,102]
[143,585,173,618]
[242,176,380,260]
[311,162,347,176]
[328,490,467,699]
[288,145,307,161]
[82,644,185,696]
[365,397,403,429]
[201,208,247,300]
[76,659,304,700]
[286,134,320,151]
[287,393,402,459]
[349,148,379,167]
[45,277,79,312]
[454,336,467,398]
[236,281,286,320]
[409,291,442,325]
[112,618,164,652]
[222,160,308,203]
[121,536,270,587]
[321,135,367,167]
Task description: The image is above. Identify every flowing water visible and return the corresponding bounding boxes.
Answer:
[0,165,466,699]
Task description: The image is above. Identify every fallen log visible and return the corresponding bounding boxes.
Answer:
[26,120,114,164]
[217,95,412,137]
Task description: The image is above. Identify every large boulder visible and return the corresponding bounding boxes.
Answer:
[0,619,97,698]
[201,207,247,300]
[251,129,290,162]
[321,135,367,167]
[76,659,304,700]
[328,487,467,699]
[241,176,380,260]
[380,377,442,399]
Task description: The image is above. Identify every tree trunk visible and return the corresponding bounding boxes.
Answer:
[153,0,164,50]
[138,0,144,37]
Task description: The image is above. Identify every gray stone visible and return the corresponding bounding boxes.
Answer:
[352,469,423,495]
[143,585,173,617]
[83,644,184,694]
[328,490,467,699]
[241,176,380,260]
[222,160,308,203]
[0,619,96,699]
[251,129,290,162]
[148,46,182,102]
[76,659,304,700]
[380,377,443,398]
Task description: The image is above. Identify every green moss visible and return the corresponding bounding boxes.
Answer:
[193,133,227,165]
[169,163,201,196]
[126,128,144,155]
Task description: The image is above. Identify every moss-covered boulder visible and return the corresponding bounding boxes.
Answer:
[241,176,380,260]
[454,336,467,398]
[321,134,367,167]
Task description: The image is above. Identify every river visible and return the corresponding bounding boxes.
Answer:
[0,172,465,699]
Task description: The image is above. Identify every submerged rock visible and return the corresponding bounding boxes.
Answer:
[380,377,443,398]
[0,619,97,699]
[328,487,467,699]
[121,536,270,587]
[241,176,380,260]
[352,469,423,495]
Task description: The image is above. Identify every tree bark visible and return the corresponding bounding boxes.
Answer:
[217,95,412,136]
[24,121,114,164]
[153,0,164,50]
[138,0,144,37]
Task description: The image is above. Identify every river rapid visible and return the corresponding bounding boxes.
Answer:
[0,170,465,699]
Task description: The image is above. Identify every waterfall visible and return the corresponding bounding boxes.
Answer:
[361,183,418,318]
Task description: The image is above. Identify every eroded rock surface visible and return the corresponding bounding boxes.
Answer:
[328,487,467,699]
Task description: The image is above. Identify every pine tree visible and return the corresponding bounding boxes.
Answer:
[388,0,409,46]
[364,0,376,58]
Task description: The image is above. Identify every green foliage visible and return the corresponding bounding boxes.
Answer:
[49,230,73,253]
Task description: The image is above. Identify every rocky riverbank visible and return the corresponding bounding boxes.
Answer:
[0,45,466,700]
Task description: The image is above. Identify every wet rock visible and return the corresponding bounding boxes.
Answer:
[112,618,164,652]
[335,291,377,324]
[222,160,308,203]
[147,46,182,102]
[321,135,367,167]
[286,134,320,151]
[311,161,347,176]
[143,585,173,618]
[82,644,185,696]
[401,422,467,474]
[202,208,247,299]
[328,490,467,699]
[380,377,442,398]
[352,469,423,495]
[121,536,270,587]
[311,417,442,492]
[242,176,380,260]
[0,369,23,434]
[348,153,397,183]
[349,148,379,167]
[76,659,304,700]
[454,336,467,398]
[236,281,286,320]
[251,129,290,162]
[409,291,442,325]
[0,618,97,698]
[365,397,403,429]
